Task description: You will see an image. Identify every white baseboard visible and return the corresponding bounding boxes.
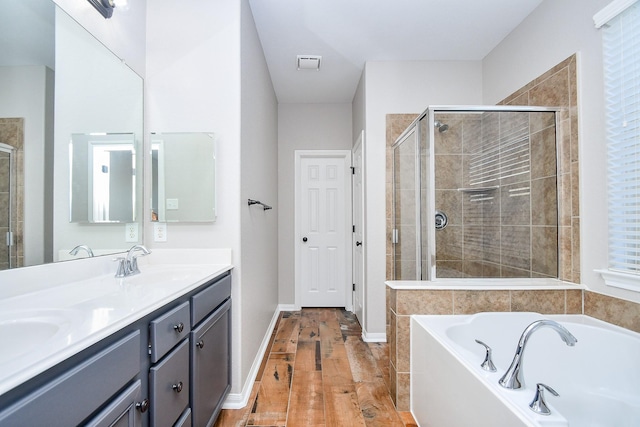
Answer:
[222,304,300,409]
[362,331,387,343]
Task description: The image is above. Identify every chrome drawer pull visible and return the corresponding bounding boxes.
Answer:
[173,322,184,333]
[196,340,204,349]
[136,399,149,413]
[172,381,183,393]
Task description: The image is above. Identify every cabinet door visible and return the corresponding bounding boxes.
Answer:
[0,331,140,426]
[190,299,231,427]
[85,380,143,427]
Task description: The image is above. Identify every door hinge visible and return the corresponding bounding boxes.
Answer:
[352,283,356,291]
[350,166,355,174]
[352,225,355,233]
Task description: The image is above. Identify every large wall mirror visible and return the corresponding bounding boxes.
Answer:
[0,0,143,270]
[151,133,217,223]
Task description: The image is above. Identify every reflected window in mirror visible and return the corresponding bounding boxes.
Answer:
[151,133,216,223]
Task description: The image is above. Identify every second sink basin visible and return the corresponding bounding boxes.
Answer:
[0,309,82,364]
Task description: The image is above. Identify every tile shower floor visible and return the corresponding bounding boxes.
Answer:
[214,308,417,427]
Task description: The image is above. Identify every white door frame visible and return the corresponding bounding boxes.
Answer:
[294,150,353,310]
[352,132,365,324]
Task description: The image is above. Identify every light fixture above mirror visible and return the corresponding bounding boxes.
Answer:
[87,0,114,19]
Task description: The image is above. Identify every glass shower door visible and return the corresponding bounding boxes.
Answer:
[0,143,14,270]
[393,127,420,280]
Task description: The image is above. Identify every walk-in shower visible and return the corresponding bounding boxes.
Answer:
[392,106,560,280]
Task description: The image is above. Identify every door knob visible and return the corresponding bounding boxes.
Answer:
[356,241,362,246]
[302,237,308,242]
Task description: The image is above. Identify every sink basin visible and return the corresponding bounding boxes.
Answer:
[121,264,221,287]
[0,309,81,364]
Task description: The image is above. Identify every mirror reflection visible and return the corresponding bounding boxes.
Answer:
[151,133,216,223]
[70,133,137,223]
[0,0,144,269]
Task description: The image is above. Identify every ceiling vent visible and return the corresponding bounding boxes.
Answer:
[297,55,322,71]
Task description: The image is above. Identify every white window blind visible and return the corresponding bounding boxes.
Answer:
[601,1,640,290]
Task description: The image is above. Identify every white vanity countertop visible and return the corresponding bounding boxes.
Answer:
[0,250,233,396]
[386,278,586,290]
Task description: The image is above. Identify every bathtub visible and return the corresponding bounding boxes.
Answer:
[411,312,640,427]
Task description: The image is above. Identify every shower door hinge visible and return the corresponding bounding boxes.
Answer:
[392,229,399,244]
[6,231,13,247]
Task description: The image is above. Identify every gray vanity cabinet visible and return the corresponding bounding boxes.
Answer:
[0,331,142,426]
[0,270,232,427]
[190,276,232,427]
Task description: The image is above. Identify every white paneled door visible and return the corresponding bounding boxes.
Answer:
[296,151,352,308]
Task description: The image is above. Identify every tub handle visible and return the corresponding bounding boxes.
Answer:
[474,339,497,372]
[529,383,559,416]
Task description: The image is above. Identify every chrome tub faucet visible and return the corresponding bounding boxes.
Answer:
[499,319,577,390]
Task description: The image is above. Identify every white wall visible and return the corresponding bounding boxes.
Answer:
[0,66,52,266]
[482,0,640,304]
[278,103,353,304]
[239,0,279,402]
[145,0,245,393]
[361,61,483,336]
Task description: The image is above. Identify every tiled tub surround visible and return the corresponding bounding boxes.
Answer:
[386,280,585,410]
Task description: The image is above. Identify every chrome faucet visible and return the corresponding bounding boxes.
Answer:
[499,320,577,390]
[69,245,94,258]
[115,244,151,278]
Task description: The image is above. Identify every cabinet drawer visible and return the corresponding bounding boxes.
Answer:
[191,274,231,327]
[149,339,190,427]
[149,301,190,363]
[0,331,140,426]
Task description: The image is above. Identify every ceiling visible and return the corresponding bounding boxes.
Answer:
[248,0,544,104]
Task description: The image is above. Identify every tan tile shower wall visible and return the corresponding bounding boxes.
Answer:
[432,111,559,278]
[498,54,580,283]
[0,118,24,269]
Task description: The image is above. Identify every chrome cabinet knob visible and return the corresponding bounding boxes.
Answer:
[196,340,204,349]
[136,399,149,413]
[173,322,184,333]
[172,381,183,393]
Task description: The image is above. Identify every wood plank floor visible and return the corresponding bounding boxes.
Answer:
[214,308,417,427]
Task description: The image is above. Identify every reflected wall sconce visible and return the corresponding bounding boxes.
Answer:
[88,0,115,19]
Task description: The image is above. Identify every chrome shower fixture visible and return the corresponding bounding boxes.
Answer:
[435,121,449,133]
